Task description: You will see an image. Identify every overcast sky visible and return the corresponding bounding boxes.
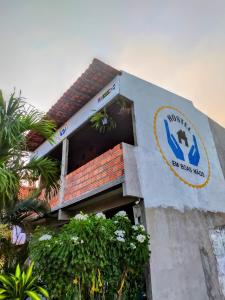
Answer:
[1,0,225,126]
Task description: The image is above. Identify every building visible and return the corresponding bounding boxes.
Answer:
[27,59,225,300]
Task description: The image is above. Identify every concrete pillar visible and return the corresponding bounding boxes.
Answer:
[58,138,69,220]
[145,207,224,300]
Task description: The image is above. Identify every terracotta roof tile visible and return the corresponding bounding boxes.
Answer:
[26,59,120,151]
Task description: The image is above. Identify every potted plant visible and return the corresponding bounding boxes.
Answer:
[90,108,116,133]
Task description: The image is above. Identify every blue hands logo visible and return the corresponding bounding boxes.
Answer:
[188,135,200,166]
[164,120,184,161]
[164,119,200,166]
[154,106,209,188]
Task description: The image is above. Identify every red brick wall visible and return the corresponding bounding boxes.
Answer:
[49,193,59,208]
[19,186,34,199]
[63,144,124,203]
[38,188,59,209]
[20,145,124,210]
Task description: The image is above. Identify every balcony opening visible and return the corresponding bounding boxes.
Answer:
[67,97,134,174]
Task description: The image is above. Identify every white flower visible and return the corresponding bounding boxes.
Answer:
[116,236,125,242]
[139,225,145,231]
[71,236,79,244]
[74,213,88,221]
[130,242,136,249]
[39,234,52,241]
[132,224,145,231]
[132,225,139,231]
[115,211,127,217]
[136,234,146,243]
[114,230,125,238]
[80,240,84,244]
[114,220,118,224]
[95,212,106,219]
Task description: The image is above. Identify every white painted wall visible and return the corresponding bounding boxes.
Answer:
[120,72,225,213]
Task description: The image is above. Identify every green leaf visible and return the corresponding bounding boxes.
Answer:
[25,290,41,300]
[0,89,59,213]
[0,289,6,295]
[22,271,26,286]
[25,262,34,284]
[37,286,49,298]
[0,275,12,287]
[15,264,21,278]
[0,90,4,109]
[25,276,37,290]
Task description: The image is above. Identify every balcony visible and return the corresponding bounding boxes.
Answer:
[49,144,124,210]
[34,98,142,216]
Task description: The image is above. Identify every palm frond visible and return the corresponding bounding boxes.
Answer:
[6,198,50,224]
[0,90,60,211]
[21,157,60,200]
[0,90,5,111]
[0,167,18,208]
[0,90,56,153]
[22,114,56,144]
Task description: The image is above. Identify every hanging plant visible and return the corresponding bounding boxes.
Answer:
[90,108,116,133]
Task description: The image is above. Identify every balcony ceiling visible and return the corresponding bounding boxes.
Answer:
[26,59,120,151]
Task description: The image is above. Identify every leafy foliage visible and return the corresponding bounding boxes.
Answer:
[29,212,150,299]
[0,89,60,210]
[0,89,60,272]
[90,108,116,133]
[0,224,12,272]
[3,198,50,225]
[0,262,49,299]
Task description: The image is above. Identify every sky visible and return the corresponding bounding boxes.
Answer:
[0,0,225,126]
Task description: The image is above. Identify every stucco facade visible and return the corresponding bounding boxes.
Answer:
[119,72,225,299]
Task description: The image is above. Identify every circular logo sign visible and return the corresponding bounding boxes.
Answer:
[154,106,210,188]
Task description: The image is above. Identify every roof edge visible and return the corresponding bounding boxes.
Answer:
[27,59,120,151]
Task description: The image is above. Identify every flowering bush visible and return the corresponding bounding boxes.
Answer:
[29,211,150,299]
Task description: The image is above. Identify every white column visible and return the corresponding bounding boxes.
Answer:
[58,138,69,220]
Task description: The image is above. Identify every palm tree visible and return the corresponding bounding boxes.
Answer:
[0,89,60,225]
[0,89,60,272]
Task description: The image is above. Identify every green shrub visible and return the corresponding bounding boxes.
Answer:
[29,211,150,299]
[0,262,49,299]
